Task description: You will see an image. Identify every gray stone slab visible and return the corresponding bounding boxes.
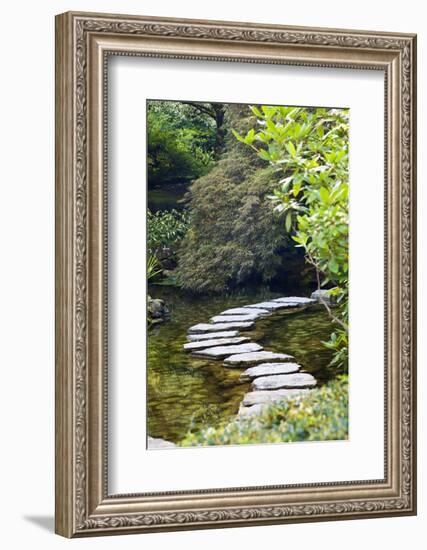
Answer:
[252,372,317,390]
[242,301,295,311]
[188,322,254,334]
[147,436,176,450]
[242,389,311,407]
[240,362,301,381]
[183,336,250,351]
[224,351,294,367]
[192,342,263,359]
[187,330,239,342]
[310,289,336,305]
[220,307,271,316]
[237,403,266,417]
[210,313,259,323]
[272,296,316,305]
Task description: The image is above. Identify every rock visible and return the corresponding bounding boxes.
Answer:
[188,322,254,334]
[220,307,270,316]
[272,296,316,305]
[240,362,301,381]
[237,403,266,417]
[187,330,239,342]
[210,313,259,323]
[183,336,250,351]
[147,436,176,450]
[243,301,296,311]
[224,351,294,367]
[242,389,311,407]
[252,372,317,390]
[147,296,170,321]
[192,342,263,359]
[310,289,336,306]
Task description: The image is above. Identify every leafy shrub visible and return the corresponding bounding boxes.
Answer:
[180,375,348,446]
[174,104,310,293]
[147,209,190,252]
[234,106,349,369]
[147,101,215,185]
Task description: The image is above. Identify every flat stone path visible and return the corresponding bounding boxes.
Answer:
[192,342,263,360]
[224,351,294,367]
[147,436,176,450]
[243,301,297,311]
[220,307,270,316]
[242,389,311,407]
[181,295,320,426]
[183,336,250,351]
[252,372,317,391]
[188,321,254,333]
[240,362,301,381]
[210,313,260,323]
[187,330,239,341]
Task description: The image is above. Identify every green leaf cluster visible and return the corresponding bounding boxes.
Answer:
[147,101,215,185]
[147,208,190,251]
[234,106,349,369]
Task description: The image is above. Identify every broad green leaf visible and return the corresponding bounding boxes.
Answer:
[285,212,292,232]
[286,141,297,158]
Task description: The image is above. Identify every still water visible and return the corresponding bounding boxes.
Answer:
[147,285,334,444]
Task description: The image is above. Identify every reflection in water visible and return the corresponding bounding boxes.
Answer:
[147,286,334,443]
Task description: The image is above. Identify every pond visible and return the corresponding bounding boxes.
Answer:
[147,285,335,444]
[147,181,190,212]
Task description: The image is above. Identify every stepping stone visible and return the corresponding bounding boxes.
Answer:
[243,301,296,311]
[188,322,254,334]
[272,296,316,305]
[211,313,259,323]
[224,351,294,367]
[147,436,176,450]
[187,330,239,342]
[240,362,301,381]
[252,372,317,390]
[238,403,266,417]
[183,336,250,351]
[242,389,311,407]
[220,307,270,316]
[192,342,263,360]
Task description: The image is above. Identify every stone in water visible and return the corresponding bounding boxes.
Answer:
[243,301,295,311]
[252,372,317,390]
[211,313,259,323]
[187,330,239,342]
[272,296,316,305]
[220,307,270,316]
[240,362,301,381]
[183,336,249,351]
[188,321,254,334]
[224,351,294,366]
[192,342,263,359]
[242,389,311,407]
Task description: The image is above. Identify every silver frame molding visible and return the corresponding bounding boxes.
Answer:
[55,11,417,538]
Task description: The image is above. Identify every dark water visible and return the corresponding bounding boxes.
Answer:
[147,286,335,444]
[148,181,190,211]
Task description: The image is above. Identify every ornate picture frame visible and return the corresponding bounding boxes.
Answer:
[55,11,417,537]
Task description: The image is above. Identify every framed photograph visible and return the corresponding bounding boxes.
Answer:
[55,11,417,537]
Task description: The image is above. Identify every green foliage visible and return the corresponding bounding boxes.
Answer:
[180,375,348,446]
[147,209,190,251]
[234,106,349,369]
[147,254,163,282]
[147,101,216,185]
[175,104,306,293]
